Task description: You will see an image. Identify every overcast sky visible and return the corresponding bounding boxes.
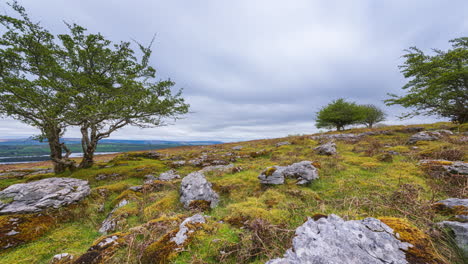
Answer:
[1,0,467,142]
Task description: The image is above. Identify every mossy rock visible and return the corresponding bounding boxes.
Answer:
[379,217,441,264]
[0,214,55,249]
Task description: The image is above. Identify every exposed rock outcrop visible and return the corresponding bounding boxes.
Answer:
[408,130,452,144]
[419,160,468,176]
[258,161,319,185]
[266,214,411,264]
[200,163,234,173]
[171,214,206,245]
[435,198,468,210]
[275,141,291,147]
[314,141,337,155]
[0,178,90,214]
[158,170,181,181]
[180,172,219,209]
[99,199,129,234]
[232,145,243,150]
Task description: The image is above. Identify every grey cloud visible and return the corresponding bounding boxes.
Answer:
[1,0,466,141]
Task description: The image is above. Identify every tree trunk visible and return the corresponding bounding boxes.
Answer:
[79,126,98,168]
[47,127,75,173]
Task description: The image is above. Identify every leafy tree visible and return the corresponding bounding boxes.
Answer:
[315,98,365,131]
[0,1,189,171]
[58,24,189,168]
[0,1,76,172]
[386,37,468,124]
[358,104,386,128]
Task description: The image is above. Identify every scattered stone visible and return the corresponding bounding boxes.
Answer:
[435,198,468,210]
[128,185,143,192]
[171,160,186,168]
[408,131,444,144]
[171,214,206,245]
[99,199,129,234]
[158,170,181,181]
[275,141,291,147]
[419,160,468,175]
[180,172,219,209]
[232,146,243,150]
[51,253,74,264]
[0,178,90,214]
[266,214,411,264]
[314,141,337,155]
[200,163,234,173]
[439,221,468,257]
[311,133,360,140]
[258,161,319,185]
[95,173,120,181]
[144,174,157,184]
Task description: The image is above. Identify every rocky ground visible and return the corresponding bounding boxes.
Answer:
[0,122,466,263]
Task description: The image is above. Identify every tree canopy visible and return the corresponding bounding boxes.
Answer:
[385,37,468,124]
[315,99,365,131]
[0,1,189,172]
[358,104,386,128]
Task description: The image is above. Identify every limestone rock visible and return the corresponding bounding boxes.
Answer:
[419,160,468,175]
[275,141,291,147]
[311,133,360,140]
[200,163,234,173]
[158,170,181,181]
[171,214,206,245]
[314,141,337,155]
[436,198,468,210]
[180,172,219,209]
[408,131,444,144]
[258,161,319,185]
[258,166,284,185]
[0,178,90,214]
[99,199,129,234]
[440,221,468,257]
[50,253,74,264]
[232,146,243,150]
[266,214,411,264]
[144,174,157,184]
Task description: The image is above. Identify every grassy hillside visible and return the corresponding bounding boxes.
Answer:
[0,122,466,263]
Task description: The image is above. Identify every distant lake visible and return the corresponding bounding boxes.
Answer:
[0,152,118,165]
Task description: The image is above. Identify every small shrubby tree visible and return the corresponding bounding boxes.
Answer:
[315,99,365,131]
[358,104,386,128]
[386,37,468,124]
[0,1,189,172]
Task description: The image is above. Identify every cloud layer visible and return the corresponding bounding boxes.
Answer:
[1,0,467,141]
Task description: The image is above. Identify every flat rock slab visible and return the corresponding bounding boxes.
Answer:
[436,198,468,209]
[314,141,337,155]
[158,170,181,181]
[408,130,452,144]
[266,214,411,264]
[259,161,319,185]
[0,177,90,214]
[180,172,219,209]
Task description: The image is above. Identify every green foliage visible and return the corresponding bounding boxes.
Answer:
[358,104,386,128]
[0,1,189,171]
[315,98,365,131]
[386,37,468,124]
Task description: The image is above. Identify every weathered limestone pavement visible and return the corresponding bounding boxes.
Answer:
[0,177,90,214]
[314,141,337,155]
[266,214,412,264]
[258,161,319,185]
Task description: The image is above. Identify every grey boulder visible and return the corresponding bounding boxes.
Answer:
[266,214,411,264]
[314,141,337,155]
[99,199,129,234]
[0,177,90,214]
[258,161,319,185]
[158,170,181,181]
[275,141,291,147]
[180,172,219,209]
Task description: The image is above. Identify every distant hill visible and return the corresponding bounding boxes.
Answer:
[0,138,223,163]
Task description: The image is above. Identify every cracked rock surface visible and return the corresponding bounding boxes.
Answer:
[180,172,219,209]
[314,141,337,155]
[258,161,319,185]
[0,177,90,214]
[171,214,206,245]
[266,214,411,264]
